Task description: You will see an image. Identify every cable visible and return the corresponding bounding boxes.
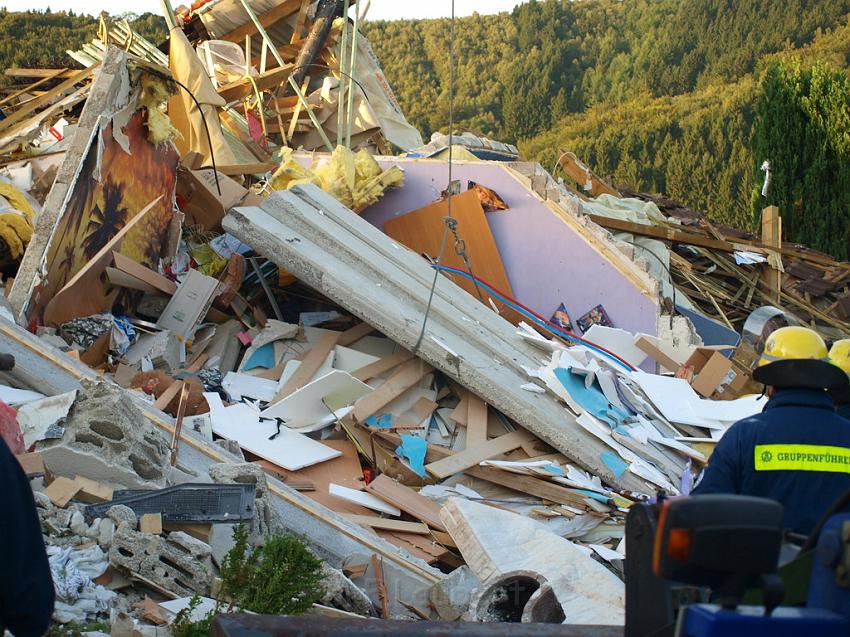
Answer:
[431,264,637,372]
[285,63,371,102]
[413,0,456,353]
[168,76,222,197]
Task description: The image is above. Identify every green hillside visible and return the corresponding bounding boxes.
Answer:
[0,9,165,72]
[366,1,850,242]
[1,4,849,251]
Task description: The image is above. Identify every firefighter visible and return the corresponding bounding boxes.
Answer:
[693,326,850,535]
[0,436,54,636]
[829,339,850,419]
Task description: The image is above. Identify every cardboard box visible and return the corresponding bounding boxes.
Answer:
[176,166,249,231]
[678,346,734,398]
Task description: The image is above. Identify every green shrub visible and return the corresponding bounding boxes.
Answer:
[219,524,325,615]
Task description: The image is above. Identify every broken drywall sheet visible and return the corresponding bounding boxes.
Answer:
[204,392,341,471]
[16,389,76,447]
[237,319,299,372]
[360,158,659,339]
[260,370,372,431]
[222,372,279,403]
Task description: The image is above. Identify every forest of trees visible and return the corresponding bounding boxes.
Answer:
[0,9,165,72]
[366,0,850,239]
[0,2,849,251]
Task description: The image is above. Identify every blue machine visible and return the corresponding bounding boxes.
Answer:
[626,499,850,637]
[677,512,850,635]
[679,605,849,636]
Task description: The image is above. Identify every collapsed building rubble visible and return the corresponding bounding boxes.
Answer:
[0,1,847,632]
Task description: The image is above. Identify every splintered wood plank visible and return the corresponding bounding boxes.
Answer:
[154,381,183,412]
[0,64,96,132]
[352,359,433,423]
[466,394,488,447]
[465,466,589,509]
[344,515,430,535]
[44,476,81,507]
[140,513,163,535]
[425,430,535,480]
[365,474,446,532]
[220,0,302,42]
[351,350,414,382]
[449,389,469,426]
[290,0,311,44]
[377,530,447,564]
[336,322,376,347]
[272,331,339,402]
[384,190,522,323]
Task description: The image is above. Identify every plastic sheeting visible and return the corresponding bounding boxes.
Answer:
[168,27,239,167]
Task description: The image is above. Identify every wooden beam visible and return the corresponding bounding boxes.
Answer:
[587,214,738,252]
[0,65,96,133]
[214,162,278,176]
[344,515,430,535]
[760,205,782,304]
[557,150,620,198]
[0,68,69,109]
[365,474,446,532]
[218,0,302,43]
[425,430,535,480]
[217,63,294,103]
[4,68,76,79]
[465,466,590,509]
[590,210,850,274]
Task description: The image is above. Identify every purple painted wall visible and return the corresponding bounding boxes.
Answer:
[358,158,659,340]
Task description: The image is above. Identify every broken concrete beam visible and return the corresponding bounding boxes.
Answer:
[208,462,281,546]
[223,186,646,491]
[319,563,374,617]
[109,528,213,598]
[428,565,480,621]
[208,462,269,498]
[472,570,548,623]
[522,584,565,624]
[440,497,624,626]
[36,379,171,489]
[107,504,138,530]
